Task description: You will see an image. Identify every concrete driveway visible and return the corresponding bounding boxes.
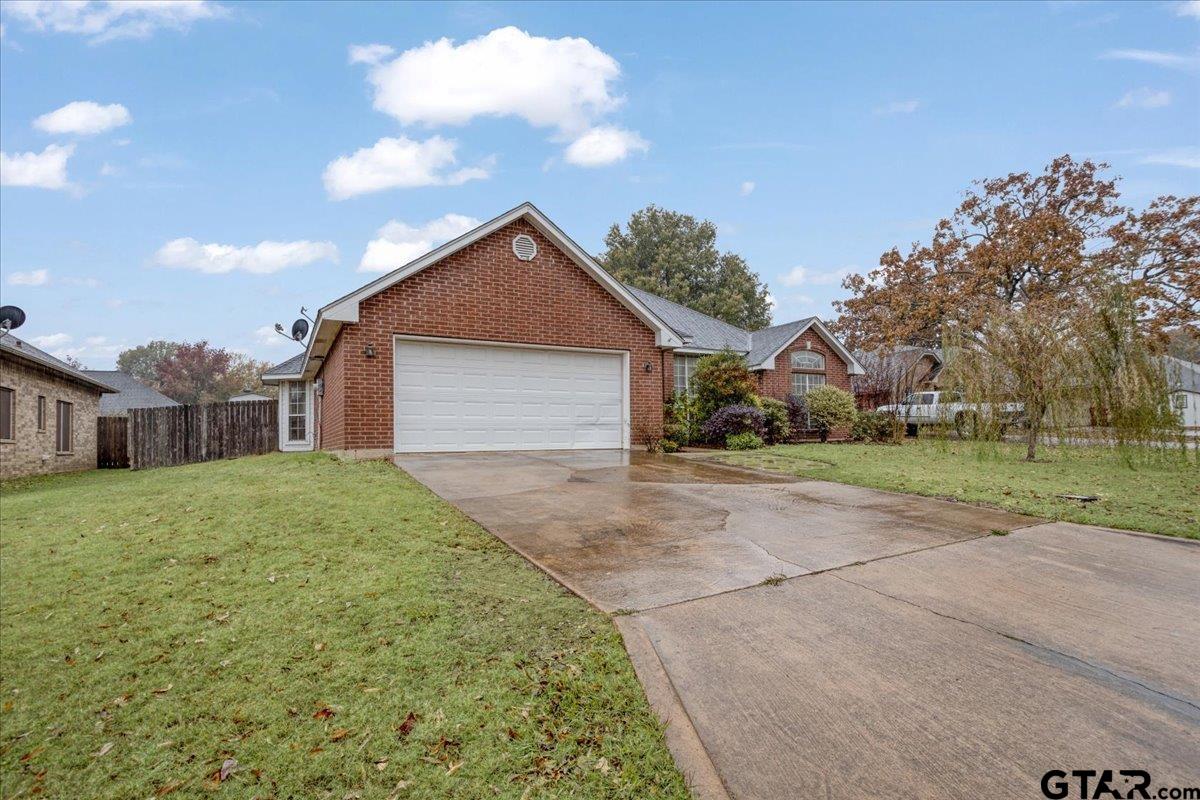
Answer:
[395,450,1200,800]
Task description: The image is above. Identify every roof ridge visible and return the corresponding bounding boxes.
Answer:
[623,284,751,335]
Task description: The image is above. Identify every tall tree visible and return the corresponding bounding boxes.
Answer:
[599,205,773,330]
[117,340,181,389]
[833,156,1198,460]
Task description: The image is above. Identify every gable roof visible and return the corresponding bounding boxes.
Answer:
[0,335,117,393]
[281,203,683,381]
[80,370,179,414]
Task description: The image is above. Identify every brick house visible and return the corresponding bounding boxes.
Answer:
[261,203,863,455]
[1,335,116,479]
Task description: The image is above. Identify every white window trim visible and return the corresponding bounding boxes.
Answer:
[278,380,314,452]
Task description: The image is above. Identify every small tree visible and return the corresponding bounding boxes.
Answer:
[117,340,181,389]
[691,350,757,419]
[804,386,857,443]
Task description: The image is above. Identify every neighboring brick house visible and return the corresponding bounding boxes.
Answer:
[1,335,116,479]
[261,203,863,455]
[852,346,943,411]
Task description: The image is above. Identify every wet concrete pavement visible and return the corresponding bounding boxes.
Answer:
[395,450,1200,799]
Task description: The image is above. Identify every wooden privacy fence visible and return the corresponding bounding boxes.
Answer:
[96,416,130,468]
[127,400,277,470]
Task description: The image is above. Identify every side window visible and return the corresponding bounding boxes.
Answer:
[0,387,13,440]
[55,400,73,453]
[37,395,47,431]
[287,382,307,442]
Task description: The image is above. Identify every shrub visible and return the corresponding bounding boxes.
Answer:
[664,391,701,447]
[692,350,757,419]
[726,431,765,450]
[852,410,898,443]
[760,396,791,444]
[804,385,857,442]
[659,438,681,453]
[701,404,766,443]
[785,393,808,432]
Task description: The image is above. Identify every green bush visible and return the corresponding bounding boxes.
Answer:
[805,385,857,442]
[664,391,701,447]
[659,438,681,453]
[852,410,899,443]
[760,397,791,444]
[726,431,765,450]
[692,350,757,419]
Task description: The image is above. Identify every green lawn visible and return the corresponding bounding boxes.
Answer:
[715,440,1199,539]
[0,454,687,799]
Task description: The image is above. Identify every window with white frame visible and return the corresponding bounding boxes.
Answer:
[674,355,701,396]
[790,351,825,370]
[287,382,307,442]
[791,372,826,397]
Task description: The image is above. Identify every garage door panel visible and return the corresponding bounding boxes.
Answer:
[394,339,626,452]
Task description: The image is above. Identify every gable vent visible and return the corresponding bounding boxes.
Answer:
[512,234,538,261]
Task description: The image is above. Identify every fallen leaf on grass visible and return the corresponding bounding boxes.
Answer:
[219,758,238,781]
[93,742,114,758]
[313,642,326,652]
[313,707,335,720]
[374,759,389,771]
[19,745,45,762]
[329,728,350,742]
[395,711,418,739]
[152,684,173,695]
[446,761,464,775]
[155,780,185,796]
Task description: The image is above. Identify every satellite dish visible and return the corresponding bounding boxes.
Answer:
[290,318,310,341]
[0,305,26,332]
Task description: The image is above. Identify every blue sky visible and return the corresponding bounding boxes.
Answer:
[1,0,1197,368]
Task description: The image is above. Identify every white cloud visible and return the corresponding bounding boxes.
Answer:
[779,265,852,288]
[780,266,807,287]
[99,161,120,176]
[254,324,289,347]
[154,237,339,274]
[8,268,50,286]
[323,135,491,200]
[348,43,394,65]
[366,26,623,135]
[740,180,756,196]
[1174,1,1200,18]
[2,0,226,44]
[1100,49,1200,70]
[359,213,481,272]
[60,276,101,288]
[34,101,131,136]
[30,332,72,349]
[875,99,921,115]
[0,143,74,190]
[563,126,648,167]
[1114,88,1171,109]
[1139,147,1200,169]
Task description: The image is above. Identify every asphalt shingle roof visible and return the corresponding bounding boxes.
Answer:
[0,335,117,392]
[263,352,306,377]
[745,319,818,367]
[80,370,180,415]
[625,286,751,353]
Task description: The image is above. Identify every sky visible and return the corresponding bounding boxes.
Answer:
[1,0,1197,369]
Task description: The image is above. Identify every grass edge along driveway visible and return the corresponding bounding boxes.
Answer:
[714,440,1199,539]
[0,453,688,799]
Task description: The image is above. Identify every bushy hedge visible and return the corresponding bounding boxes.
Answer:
[852,410,898,443]
[692,350,757,418]
[726,431,765,450]
[786,393,809,432]
[701,404,766,442]
[760,396,791,444]
[804,385,857,442]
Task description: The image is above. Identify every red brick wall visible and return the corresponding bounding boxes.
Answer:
[317,219,666,451]
[755,328,853,440]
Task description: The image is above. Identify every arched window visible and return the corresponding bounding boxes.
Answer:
[790,351,825,370]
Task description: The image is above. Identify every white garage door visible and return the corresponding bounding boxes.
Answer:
[394,338,627,452]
